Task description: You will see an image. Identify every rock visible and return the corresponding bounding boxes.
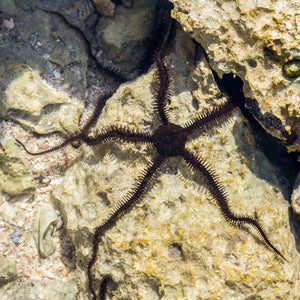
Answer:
[93,0,115,17]
[291,169,300,214]
[170,0,300,151]
[3,64,84,134]
[10,229,23,244]
[0,138,35,196]
[0,256,17,288]
[0,201,17,225]
[32,203,59,258]
[0,6,89,136]
[0,7,89,100]
[94,0,170,74]
[1,0,298,299]
[2,18,15,30]
[52,29,299,299]
[16,0,98,38]
[0,279,77,300]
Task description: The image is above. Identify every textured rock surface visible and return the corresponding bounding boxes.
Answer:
[95,0,164,74]
[170,0,300,151]
[0,6,89,98]
[0,256,17,288]
[52,32,299,299]
[93,0,115,17]
[292,171,300,214]
[0,137,35,196]
[3,65,84,134]
[0,279,77,300]
[0,0,299,299]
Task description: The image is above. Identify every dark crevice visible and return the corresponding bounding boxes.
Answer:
[208,63,300,251]
[196,41,299,203]
[214,71,298,201]
[99,274,116,300]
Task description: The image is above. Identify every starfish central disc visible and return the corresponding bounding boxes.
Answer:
[152,123,187,157]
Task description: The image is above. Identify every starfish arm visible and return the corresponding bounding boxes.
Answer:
[80,90,115,134]
[181,149,287,261]
[16,135,81,155]
[181,98,235,135]
[83,125,153,145]
[15,90,116,156]
[87,155,167,299]
[152,49,171,125]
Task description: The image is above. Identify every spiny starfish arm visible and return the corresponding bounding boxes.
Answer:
[15,90,116,156]
[80,90,116,134]
[152,49,171,125]
[181,149,287,261]
[181,98,236,135]
[83,125,153,145]
[87,155,167,299]
[16,135,81,155]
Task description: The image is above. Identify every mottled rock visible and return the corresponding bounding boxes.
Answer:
[0,279,77,300]
[291,169,300,214]
[0,256,17,287]
[33,203,59,258]
[0,138,35,196]
[0,7,89,99]
[170,0,300,151]
[10,229,23,244]
[2,18,15,30]
[17,0,97,37]
[0,201,17,225]
[3,64,84,134]
[52,31,299,299]
[95,0,167,74]
[93,0,115,17]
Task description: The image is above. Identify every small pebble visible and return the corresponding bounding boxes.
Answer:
[10,229,23,244]
[2,18,15,30]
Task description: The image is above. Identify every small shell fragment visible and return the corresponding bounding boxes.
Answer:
[32,203,58,258]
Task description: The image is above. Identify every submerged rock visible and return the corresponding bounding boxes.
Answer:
[93,0,115,17]
[52,30,299,299]
[0,138,35,196]
[170,0,300,151]
[1,0,298,299]
[291,171,300,215]
[3,65,84,134]
[0,279,77,300]
[0,256,17,288]
[94,0,171,75]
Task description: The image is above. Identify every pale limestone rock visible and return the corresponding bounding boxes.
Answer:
[4,65,84,134]
[0,256,17,287]
[52,31,299,299]
[170,0,300,151]
[291,169,300,214]
[0,138,35,196]
[93,0,115,17]
[0,279,77,300]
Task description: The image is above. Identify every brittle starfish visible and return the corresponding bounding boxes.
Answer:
[17,48,286,300]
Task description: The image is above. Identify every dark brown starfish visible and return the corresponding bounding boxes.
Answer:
[17,49,287,300]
